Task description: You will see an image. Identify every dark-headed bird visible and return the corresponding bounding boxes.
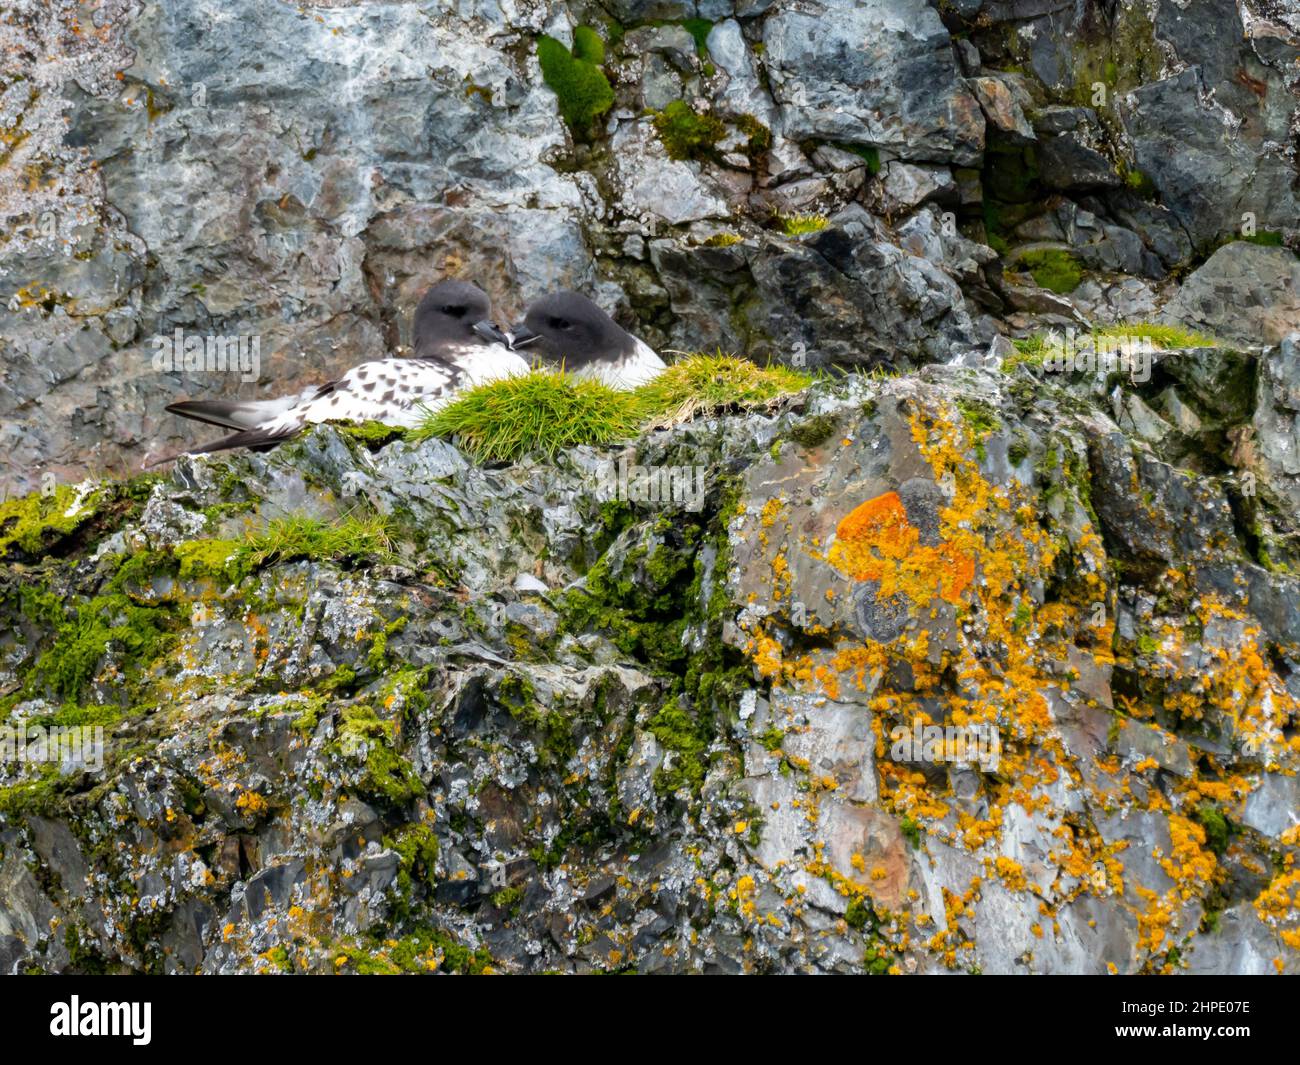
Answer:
[159,280,527,459]
[510,290,666,389]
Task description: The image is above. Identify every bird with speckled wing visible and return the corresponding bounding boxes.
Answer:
[509,290,666,389]
[156,280,527,460]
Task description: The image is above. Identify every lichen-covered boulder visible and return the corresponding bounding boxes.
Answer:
[4,349,1300,974]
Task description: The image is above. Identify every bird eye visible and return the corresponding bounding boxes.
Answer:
[441,304,467,318]
[550,317,571,330]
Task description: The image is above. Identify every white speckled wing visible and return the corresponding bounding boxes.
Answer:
[259,343,529,434]
[257,360,446,433]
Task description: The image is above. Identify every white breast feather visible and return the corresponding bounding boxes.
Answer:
[573,338,666,390]
[459,343,531,385]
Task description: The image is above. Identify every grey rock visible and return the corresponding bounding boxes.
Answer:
[650,204,979,367]
[763,0,984,164]
[1241,772,1300,839]
[1164,243,1300,347]
[969,75,1035,143]
[1254,335,1300,518]
[611,119,729,227]
[1121,66,1300,250]
[706,19,776,126]
[871,163,958,215]
[1187,906,1298,975]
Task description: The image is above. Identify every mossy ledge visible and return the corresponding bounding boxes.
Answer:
[4,356,1300,976]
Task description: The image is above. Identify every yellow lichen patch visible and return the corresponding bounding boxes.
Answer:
[1254,869,1300,951]
[235,789,269,817]
[992,856,1028,892]
[1158,815,1218,900]
[729,385,1300,971]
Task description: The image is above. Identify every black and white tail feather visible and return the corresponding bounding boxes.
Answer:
[154,281,526,464]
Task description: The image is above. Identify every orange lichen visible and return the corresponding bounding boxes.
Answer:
[826,491,974,606]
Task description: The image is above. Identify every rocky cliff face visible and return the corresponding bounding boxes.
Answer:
[3,341,1300,974]
[3,0,1300,975]
[3,0,1299,492]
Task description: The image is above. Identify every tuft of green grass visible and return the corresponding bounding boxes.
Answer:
[536,29,614,135]
[1001,332,1049,373]
[1094,322,1217,348]
[777,213,830,237]
[1016,248,1082,294]
[415,356,813,461]
[636,353,811,426]
[1003,321,1218,374]
[239,512,397,569]
[413,370,643,463]
[1012,333,1048,357]
[702,231,741,248]
[653,100,726,161]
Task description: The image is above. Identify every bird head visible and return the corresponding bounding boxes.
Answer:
[511,291,634,367]
[413,280,507,353]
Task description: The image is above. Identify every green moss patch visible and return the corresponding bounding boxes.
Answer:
[957,399,1001,461]
[787,413,839,449]
[1236,231,1286,248]
[836,143,881,174]
[653,100,726,161]
[735,114,771,155]
[341,925,494,975]
[1016,248,1082,294]
[334,705,423,806]
[173,538,248,583]
[239,512,397,569]
[537,29,614,136]
[678,17,713,54]
[386,820,440,901]
[37,592,176,701]
[0,483,102,559]
[338,421,409,449]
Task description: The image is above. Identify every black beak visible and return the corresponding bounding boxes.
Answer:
[507,323,541,350]
[472,319,510,345]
